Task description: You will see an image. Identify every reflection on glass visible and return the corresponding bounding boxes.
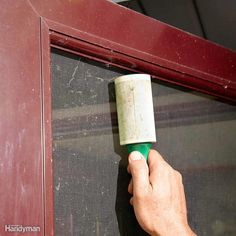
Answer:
[51,48,236,236]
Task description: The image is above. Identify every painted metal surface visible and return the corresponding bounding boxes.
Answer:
[40,20,54,236]
[0,0,235,235]
[32,0,236,101]
[0,1,44,235]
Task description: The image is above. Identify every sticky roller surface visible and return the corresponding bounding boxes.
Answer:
[115,74,156,145]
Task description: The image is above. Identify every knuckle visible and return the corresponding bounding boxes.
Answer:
[128,182,133,194]
[128,186,131,194]
[135,194,145,202]
[134,187,149,200]
[130,197,133,205]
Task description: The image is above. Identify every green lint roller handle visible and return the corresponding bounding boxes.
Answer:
[126,143,151,161]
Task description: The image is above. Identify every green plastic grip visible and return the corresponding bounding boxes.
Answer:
[126,142,151,161]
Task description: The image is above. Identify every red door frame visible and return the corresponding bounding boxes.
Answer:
[0,0,235,235]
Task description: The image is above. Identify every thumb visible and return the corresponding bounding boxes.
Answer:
[128,151,150,196]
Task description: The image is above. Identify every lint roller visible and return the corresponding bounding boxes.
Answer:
[115,74,156,160]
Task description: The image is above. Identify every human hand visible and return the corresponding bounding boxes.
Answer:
[127,150,196,236]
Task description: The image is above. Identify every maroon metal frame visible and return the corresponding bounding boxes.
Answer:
[0,0,236,235]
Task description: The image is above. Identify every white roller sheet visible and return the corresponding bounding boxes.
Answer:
[115,74,156,145]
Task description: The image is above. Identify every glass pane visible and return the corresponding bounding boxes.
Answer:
[51,48,236,236]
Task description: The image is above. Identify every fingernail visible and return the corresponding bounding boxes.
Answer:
[129,151,143,162]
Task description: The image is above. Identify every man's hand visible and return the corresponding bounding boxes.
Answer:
[127,150,196,236]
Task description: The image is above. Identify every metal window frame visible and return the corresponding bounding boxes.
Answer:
[0,0,235,235]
